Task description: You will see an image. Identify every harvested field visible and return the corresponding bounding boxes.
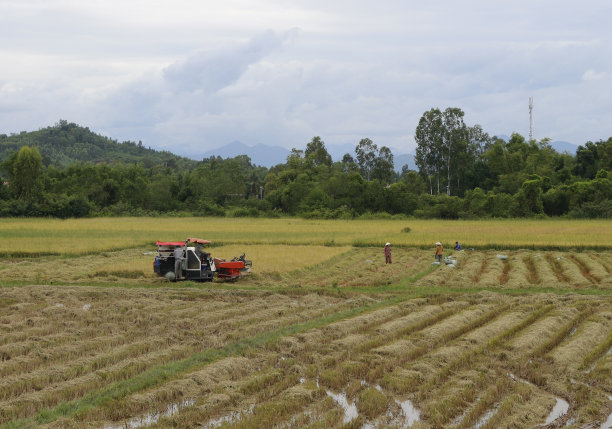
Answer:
[0,218,611,428]
[7,247,611,292]
[0,284,611,428]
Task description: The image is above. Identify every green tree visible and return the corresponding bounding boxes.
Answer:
[355,138,377,181]
[515,178,544,216]
[574,142,599,179]
[442,107,467,196]
[371,146,395,184]
[305,136,332,167]
[415,108,444,194]
[341,153,358,174]
[7,146,44,199]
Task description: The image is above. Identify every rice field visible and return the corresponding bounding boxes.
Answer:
[0,217,610,256]
[0,218,611,428]
[1,286,611,428]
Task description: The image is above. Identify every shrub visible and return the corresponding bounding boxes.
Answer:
[567,200,612,219]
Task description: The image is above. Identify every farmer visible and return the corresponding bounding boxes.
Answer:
[384,242,392,264]
[173,245,184,279]
[435,242,444,263]
[195,242,204,262]
[454,241,462,250]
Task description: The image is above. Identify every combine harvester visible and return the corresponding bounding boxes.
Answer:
[153,238,252,282]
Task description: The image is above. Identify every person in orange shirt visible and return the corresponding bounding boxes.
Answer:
[434,242,443,263]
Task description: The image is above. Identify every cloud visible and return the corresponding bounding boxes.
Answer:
[162,29,294,93]
[1,1,611,156]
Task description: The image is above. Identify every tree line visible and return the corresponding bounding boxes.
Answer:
[0,114,610,219]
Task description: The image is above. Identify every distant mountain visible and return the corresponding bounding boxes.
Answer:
[394,153,416,171]
[202,141,417,171]
[325,143,416,171]
[550,141,577,154]
[494,134,577,154]
[494,134,512,142]
[326,143,358,161]
[0,120,194,169]
[201,141,290,167]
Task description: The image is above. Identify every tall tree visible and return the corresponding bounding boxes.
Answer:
[5,146,44,199]
[341,153,357,174]
[305,136,332,167]
[371,146,395,183]
[442,107,467,196]
[415,108,444,194]
[355,138,377,181]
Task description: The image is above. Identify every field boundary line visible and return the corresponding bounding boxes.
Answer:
[4,242,612,260]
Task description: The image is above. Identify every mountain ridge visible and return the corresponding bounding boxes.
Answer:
[1,122,579,172]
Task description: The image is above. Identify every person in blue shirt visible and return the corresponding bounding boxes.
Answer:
[454,241,462,250]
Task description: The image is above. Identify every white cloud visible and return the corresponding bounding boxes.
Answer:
[0,1,611,156]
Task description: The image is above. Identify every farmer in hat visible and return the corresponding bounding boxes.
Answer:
[435,242,444,263]
[384,242,392,264]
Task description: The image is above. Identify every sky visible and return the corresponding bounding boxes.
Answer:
[1,0,611,158]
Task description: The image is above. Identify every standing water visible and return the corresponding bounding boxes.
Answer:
[545,398,570,425]
[474,404,499,429]
[104,399,195,429]
[395,398,420,427]
[326,391,358,424]
[600,396,612,429]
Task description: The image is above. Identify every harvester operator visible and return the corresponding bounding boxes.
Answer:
[173,246,184,279]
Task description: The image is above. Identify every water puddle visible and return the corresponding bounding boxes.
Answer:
[474,404,499,429]
[600,396,612,429]
[361,380,420,428]
[395,398,420,427]
[201,404,254,429]
[545,398,569,425]
[588,345,612,373]
[326,390,358,424]
[510,373,569,425]
[452,400,475,427]
[104,399,195,429]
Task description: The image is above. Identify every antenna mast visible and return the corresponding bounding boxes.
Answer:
[529,97,533,140]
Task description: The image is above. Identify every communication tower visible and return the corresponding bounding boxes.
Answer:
[529,97,533,140]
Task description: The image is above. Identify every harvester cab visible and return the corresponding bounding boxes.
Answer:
[153,238,251,282]
[154,238,215,281]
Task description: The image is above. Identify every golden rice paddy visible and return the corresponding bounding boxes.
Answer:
[0,217,610,256]
[0,217,611,428]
